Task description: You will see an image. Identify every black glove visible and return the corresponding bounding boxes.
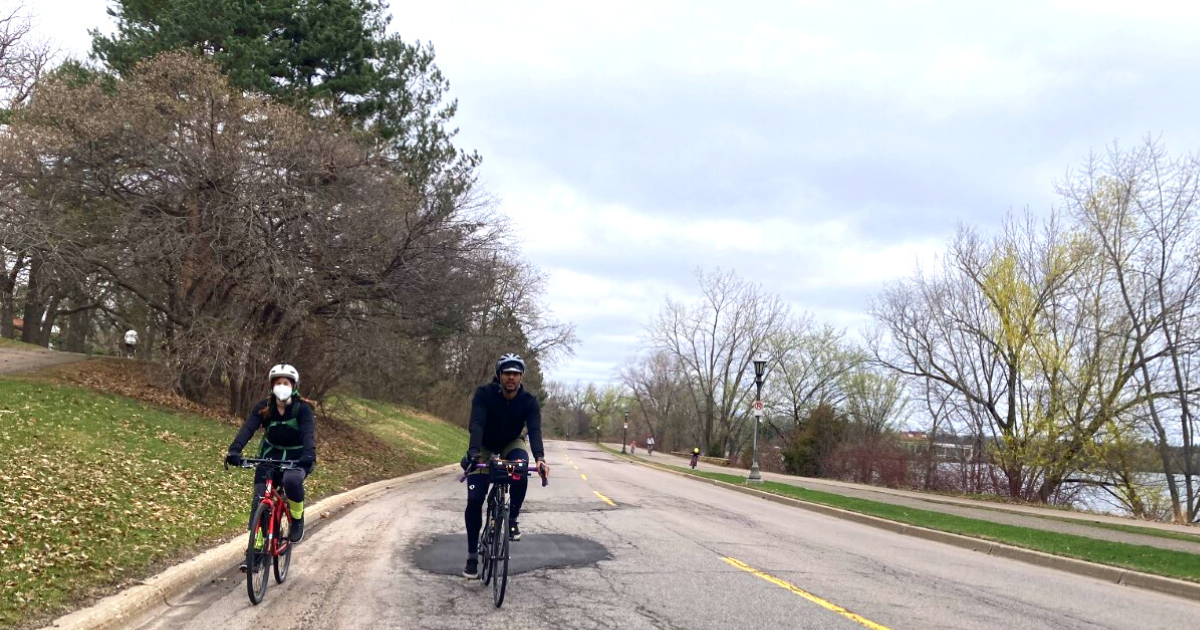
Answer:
[225,452,243,467]
[297,455,315,469]
[461,449,479,473]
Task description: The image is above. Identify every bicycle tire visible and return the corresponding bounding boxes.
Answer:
[480,495,495,585]
[273,510,292,584]
[492,505,509,608]
[246,503,272,605]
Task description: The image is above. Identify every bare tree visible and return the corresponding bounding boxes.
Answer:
[620,349,689,448]
[763,318,861,445]
[842,368,908,444]
[649,268,788,455]
[1059,139,1200,522]
[0,2,55,112]
[0,52,549,416]
[0,1,57,341]
[871,216,1093,500]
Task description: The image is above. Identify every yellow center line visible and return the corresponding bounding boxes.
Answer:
[572,465,579,470]
[580,473,588,481]
[593,491,617,507]
[721,557,893,630]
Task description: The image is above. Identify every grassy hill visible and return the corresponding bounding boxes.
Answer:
[0,362,467,629]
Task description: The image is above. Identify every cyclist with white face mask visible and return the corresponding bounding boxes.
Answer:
[226,364,316,559]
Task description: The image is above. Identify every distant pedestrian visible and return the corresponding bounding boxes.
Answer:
[124,329,138,358]
[647,435,655,455]
[630,441,636,455]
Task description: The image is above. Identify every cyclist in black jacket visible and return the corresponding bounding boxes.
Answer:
[460,353,549,578]
[225,363,316,563]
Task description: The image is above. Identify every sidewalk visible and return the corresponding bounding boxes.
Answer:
[607,443,1200,555]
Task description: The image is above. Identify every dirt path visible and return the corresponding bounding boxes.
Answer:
[0,344,93,375]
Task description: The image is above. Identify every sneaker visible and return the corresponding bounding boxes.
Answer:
[509,522,521,541]
[238,554,263,574]
[289,514,305,543]
[463,556,479,578]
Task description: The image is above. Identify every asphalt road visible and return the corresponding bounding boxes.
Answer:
[128,442,1200,630]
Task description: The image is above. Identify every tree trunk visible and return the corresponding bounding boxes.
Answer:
[703,395,714,452]
[63,308,89,353]
[38,295,62,347]
[20,256,44,345]
[0,251,20,339]
[923,443,937,491]
[1,291,13,339]
[1005,465,1023,500]
[143,316,157,361]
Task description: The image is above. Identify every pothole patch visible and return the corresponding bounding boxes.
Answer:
[413,533,612,576]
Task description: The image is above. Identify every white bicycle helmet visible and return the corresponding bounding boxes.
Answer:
[268,363,300,386]
[495,353,526,377]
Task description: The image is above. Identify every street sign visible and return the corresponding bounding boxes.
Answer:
[753,399,763,419]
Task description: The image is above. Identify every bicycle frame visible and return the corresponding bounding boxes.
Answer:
[255,476,291,558]
[235,459,298,559]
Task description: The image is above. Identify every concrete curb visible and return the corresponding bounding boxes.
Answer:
[41,464,456,630]
[610,450,1200,602]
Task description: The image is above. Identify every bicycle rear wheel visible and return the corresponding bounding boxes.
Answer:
[492,505,510,608]
[273,511,292,584]
[246,503,272,605]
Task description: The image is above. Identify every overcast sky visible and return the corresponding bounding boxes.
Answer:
[34,0,1200,384]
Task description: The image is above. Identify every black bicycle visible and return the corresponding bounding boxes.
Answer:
[460,458,547,608]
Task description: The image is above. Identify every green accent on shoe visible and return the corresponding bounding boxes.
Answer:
[288,499,304,520]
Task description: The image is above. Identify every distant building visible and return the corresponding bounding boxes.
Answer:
[897,431,975,461]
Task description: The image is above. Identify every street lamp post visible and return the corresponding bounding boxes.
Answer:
[621,408,629,454]
[749,357,767,483]
[595,424,600,443]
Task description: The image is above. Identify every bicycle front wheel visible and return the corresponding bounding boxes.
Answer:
[480,501,495,585]
[273,511,292,584]
[246,503,272,605]
[492,505,510,608]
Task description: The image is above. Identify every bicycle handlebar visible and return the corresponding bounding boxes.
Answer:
[458,459,549,487]
[224,458,301,471]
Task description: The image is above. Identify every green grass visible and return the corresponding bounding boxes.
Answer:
[1035,514,1200,544]
[0,338,46,351]
[328,395,465,467]
[599,445,1200,582]
[0,381,466,629]
[612,446,1200,545]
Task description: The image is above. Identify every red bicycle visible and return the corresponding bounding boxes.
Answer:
[228,458,298,604]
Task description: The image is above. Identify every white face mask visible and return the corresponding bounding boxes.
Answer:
[273,384,293,402]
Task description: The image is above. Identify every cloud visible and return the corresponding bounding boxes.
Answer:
[418,3,1200,384]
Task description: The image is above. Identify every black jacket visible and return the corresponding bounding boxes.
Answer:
[228,397,317,470]
[468,382,544,460]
